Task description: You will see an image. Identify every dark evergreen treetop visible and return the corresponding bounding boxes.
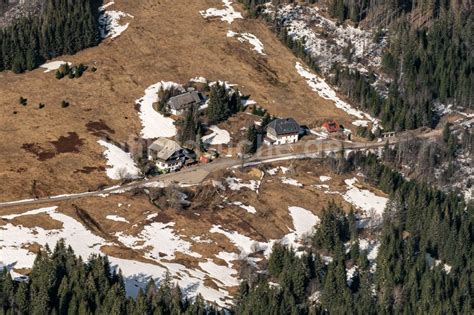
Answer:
[0,0,101,73]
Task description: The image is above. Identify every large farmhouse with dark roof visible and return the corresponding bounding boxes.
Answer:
[167,91,204,115]
[148,137,185,172]
[264,118,300,145]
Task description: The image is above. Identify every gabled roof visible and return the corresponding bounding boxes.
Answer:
[149,138,182,161]
[167,91,203,111]
[322,120,340,132]
[267,118,300,135]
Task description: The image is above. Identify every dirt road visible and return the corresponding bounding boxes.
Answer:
[0,131,433,209]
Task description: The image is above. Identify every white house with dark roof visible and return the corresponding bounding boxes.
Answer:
[167,91,204,115]
[148,138,185,172]
[264,118,300,145]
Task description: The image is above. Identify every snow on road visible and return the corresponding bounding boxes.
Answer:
[227,31,266,55]
[296,62,381,132]
[98,140,141,180]
[200,0,243,24]
[99,2,134,39]
[135,81,183,138]
[40,61,71,73]
[202,125,231,145]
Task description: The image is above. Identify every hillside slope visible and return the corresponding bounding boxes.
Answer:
[0,0,357,201]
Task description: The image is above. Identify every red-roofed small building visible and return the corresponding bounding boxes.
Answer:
[322,121,340,133]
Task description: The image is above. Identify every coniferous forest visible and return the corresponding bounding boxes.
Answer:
[0,240,221,314]
[240,0,473,131]
[0,0,101,73]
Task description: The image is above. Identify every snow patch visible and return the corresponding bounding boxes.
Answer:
[99,2,134,39]
[190,76,208,84]
[343,178,388,225]
[1,207,55,220]
[267,166,290,175]
[116,222,201,260]
[98,140,141,180]
[287,206,320,239]
[135,81,184,138]
[199,260,239,287]
[227,31,266,55]
[425,253,452,274]
[319,176,331,182]
[296,62,381,133]
[40,61,72,73]
[225,177,260,191]
[281,177,303,187]
[232,201,257,214]
[106,215,129,223]
[200,0,243,24]
[202,125,231,145]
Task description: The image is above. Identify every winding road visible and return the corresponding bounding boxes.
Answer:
[0,130,435,209]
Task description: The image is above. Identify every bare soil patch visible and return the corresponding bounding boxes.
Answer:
[50,132,84,153]
[86,120,116,137]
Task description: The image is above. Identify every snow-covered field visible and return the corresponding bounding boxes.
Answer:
[200,0,243,24]
[135,81,183,138]
[227,31,266,55]
[296,62,381,132]
[99,2,134,39]
[343,178,388,220]
[40,61,71,73]
[210,205,320,258]
[116,222,201,260]
[202,125,231,145]
[0,206,107,279]
[286,206,320,239]
[0,168,391,305]
[0,206,235,306]
[97,140,141,180]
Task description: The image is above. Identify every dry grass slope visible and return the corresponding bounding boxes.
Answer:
[0,0,354,201]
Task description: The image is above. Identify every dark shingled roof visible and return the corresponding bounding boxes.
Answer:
[167,91,203,111]
[267,118,300,135]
